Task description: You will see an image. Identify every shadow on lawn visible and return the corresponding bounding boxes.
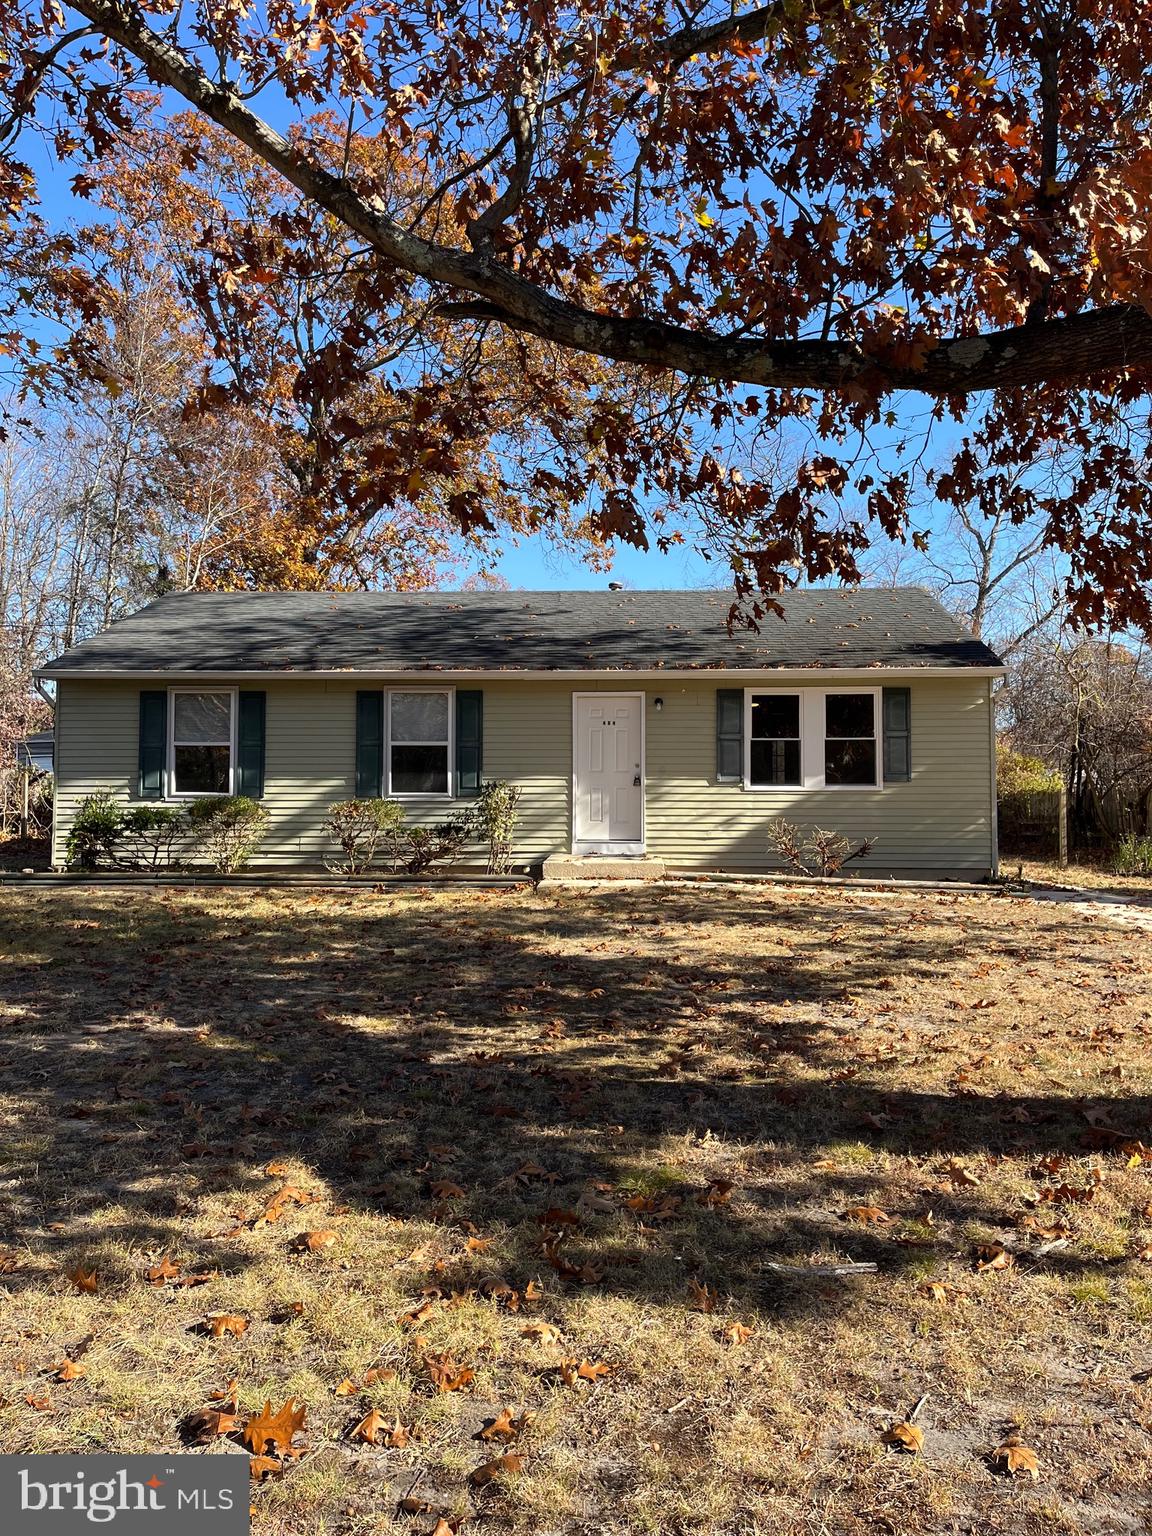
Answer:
[0,883,1147,1323]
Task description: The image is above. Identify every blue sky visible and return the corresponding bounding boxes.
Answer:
[491,529,716,591]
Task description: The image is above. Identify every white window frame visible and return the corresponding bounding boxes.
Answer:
[744,686,883,791]
[167,686,238,799]
[386,686,455,800]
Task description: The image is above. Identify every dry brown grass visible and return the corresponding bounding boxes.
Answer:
[1,881,1151,1536]
[1010,856,1152,898]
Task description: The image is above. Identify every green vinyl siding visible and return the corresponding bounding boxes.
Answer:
[50,675,995,875]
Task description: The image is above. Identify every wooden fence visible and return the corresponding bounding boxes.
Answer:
[998,787,1068,866]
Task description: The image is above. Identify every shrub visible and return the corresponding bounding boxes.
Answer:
[767,818,877,877]
[65,791,125,870]
[997,744,1062,796]
[117,806,189,869]
[185,795,270,873]
[473,780,523,873]
[395,811,475,875]
[324,798,406,873]
[1113,833,1152,877]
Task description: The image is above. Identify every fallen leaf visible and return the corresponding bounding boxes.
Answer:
[144,1254,182,1285]
[350,1407,407,1446]
[559,1357,613,1386]
[332,1377,358,1397]
[917,1281,952,1303]
[251,1184,317,1228]
[688,1277,717,1313]
[719,1321,753,1347]
[248,1456,281,1481]
[185,1408,238,1443]
[398,1299,436,1327]
[1016,1215,1072,1239]
[243,1399,307,1455]
[52,1359,87,1382]
[478,1406,533,1441]
[537,1207,580,1227]
[521,1321,562,1346]
[697,1179,735,1207]
[430,1181,465,1200]
[424,1353,474,1393]
[839,1206,894,1226]
[1038,1182,1097,1205]
[883,1421,924,1453]
[994,1434,1040,1480]
[293,1229,337,1253]
[351,1407,385,1444]
[938,1159,981,1187]
[470,1453,524,1487]
[209,1378,240,1411]
[974,1243,1014,1272]
[205,1313,249,1339]
[66,1267,98,1293]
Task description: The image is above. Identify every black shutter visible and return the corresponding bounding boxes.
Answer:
[455,690,483,797]
[237,691,266,798]
[138,690,167,800]
[882,687,911,782]
[355,690,384,798]
[716,689,744,783]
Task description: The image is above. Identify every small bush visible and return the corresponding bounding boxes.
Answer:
[767,818,877,877]
[186,795,270,873]
[117,806,188,869]
[1113,833,1152,877]
[324,798,406,873]
[394,811,475,875]
[65,791,125,870]
[473,780,523,874]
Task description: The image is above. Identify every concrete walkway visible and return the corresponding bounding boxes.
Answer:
[1023,883,1152,934]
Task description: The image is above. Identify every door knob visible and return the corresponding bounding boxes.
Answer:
[633,773,642,787]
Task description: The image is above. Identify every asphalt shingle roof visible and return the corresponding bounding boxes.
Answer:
[37,588,1003,675]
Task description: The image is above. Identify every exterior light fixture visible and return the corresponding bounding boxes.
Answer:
[653,697,664,711]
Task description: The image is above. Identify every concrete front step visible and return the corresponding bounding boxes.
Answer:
[541,854,666,882]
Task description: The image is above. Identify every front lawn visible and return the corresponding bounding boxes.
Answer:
[1,882,1150,1536]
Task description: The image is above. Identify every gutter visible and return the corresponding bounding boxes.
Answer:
[35,665,1008,682]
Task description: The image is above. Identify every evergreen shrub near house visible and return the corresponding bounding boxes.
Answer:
[473,779,523,874]
[116,806,189,869]
[324,797,406,873]
[65,790,126,870]
[185,794,270,873]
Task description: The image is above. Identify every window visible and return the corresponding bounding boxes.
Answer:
[749,693,802,786]
[824,693,877,786]
[170,689,235,795]
[745,687,880,790]
[389,690,451,795]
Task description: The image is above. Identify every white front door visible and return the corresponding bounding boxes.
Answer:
[573,693,645,854]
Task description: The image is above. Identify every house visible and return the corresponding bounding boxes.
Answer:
[35,587,1004,877]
